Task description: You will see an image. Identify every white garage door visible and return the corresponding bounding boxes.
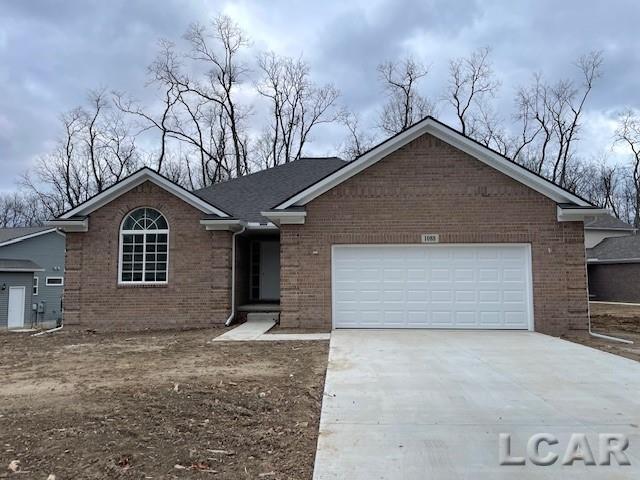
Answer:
[332,245,533,330]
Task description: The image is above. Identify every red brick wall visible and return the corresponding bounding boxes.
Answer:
[280,134,588,335]
[64,181,232,330]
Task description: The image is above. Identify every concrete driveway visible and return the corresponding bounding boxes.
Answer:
[313,331,640,479]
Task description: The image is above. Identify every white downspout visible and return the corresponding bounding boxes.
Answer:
[225,225,246,327]
[32,325,63,336]
[587,301,633,344]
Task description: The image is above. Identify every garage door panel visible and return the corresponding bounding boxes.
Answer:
[431,311,453,326]
[333,245,532,330]
[478,290,500,302]
[480,311,501,325]
[503,268,525,282]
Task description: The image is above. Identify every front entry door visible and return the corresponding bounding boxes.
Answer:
[259,241,280,300]
[8,286,26,329]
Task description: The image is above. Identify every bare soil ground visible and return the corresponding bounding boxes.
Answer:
[563,302,640,362]
[0,328,328,479]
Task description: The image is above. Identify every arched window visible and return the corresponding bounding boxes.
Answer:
[119,208,169,284]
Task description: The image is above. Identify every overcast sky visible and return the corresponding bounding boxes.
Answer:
[0,0,639,193]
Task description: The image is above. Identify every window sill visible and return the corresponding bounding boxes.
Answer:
[117,283,168,289]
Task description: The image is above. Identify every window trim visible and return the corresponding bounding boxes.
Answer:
[33,276,39,295]
[117,207,170,286]
[45,276,64,287]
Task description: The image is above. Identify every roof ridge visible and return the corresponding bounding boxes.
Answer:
[194,157,345,194]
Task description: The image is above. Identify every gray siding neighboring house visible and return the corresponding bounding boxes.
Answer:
[587,234,640,303]
[0,227,65,329]
[0,270,35,329]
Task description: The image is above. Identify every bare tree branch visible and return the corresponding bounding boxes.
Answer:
[377,57,434,134]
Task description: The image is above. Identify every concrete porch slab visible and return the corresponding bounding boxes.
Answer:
[213,319,330,342]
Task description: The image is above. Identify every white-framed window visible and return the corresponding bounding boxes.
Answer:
[33,276,39,295]
[118,207,169,284]
[46,276,64,286]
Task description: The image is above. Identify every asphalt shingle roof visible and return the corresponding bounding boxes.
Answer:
[194,157,346,223]
[0,226,52,245]
[587,234,640,262]
[584,213,635,231]
[0,258,43,271]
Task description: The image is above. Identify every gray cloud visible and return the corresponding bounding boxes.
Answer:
[1,0,639,191]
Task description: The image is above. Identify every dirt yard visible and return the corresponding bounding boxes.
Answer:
[0,329,329,479]
[563,302,640,362]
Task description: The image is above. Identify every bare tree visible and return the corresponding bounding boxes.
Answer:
[0,192,46,227]
[377,57,434,134]
[340,111,376,160]
[513,51,603,187]
[513,74,552,172]
[23,94,139,217]
[116,17,252,185]
[614,110,640,227]
[550,51,603,186]
[256,52,341,167]
[472,103,512,155]
[116,39,236,187]
[183,15,251,177]
[447,47,500,136]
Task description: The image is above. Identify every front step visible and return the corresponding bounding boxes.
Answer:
[246,312,280,324]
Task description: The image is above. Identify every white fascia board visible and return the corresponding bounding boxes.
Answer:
[557,206,608,222]
[246,222,279,231]
[0,228,59,247]
[0,268,46,273]
[59,169,229,219]
[260,211,306,225]
[46,218,89,232]
[199,219,247,231]
[587,258,640,264]
[275,118,591,209]
[584,226,636,232]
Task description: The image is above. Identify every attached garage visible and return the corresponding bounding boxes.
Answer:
[268,117,601,335]
[332,244,533,330]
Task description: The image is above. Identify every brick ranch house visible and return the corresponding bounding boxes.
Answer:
[50,117,606,335]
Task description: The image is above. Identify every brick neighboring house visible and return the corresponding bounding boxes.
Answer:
[50,117,606,335]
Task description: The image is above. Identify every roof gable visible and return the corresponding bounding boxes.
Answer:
[58,167,230,219]
[273,117,594,210]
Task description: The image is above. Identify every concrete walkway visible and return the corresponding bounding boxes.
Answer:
[213,317,276,341]
[213,318,330,342]
[313,330,640,479]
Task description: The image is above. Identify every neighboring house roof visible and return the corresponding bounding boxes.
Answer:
[272,116,598,211]
[0,226,58,247]
[195,158,346,223]
[587,234,640,263]
[56,167,232,220]
[0,258,44,272]
[584,213,635,231]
